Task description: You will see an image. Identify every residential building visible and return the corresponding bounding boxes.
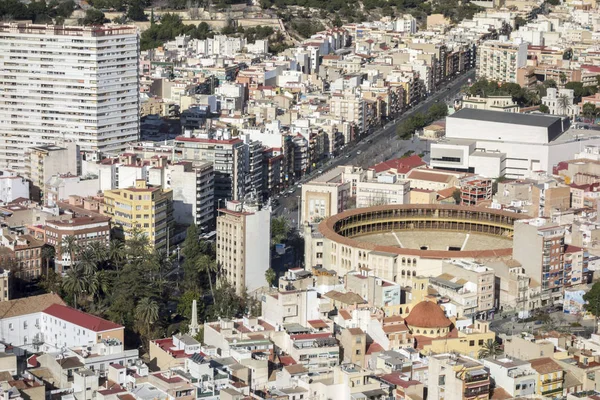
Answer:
[503,335,555,361]
[0,231,43,280]
[476,39,528,83]
[428,354,491,400]
[513,218,570,303]
[148,162,215,229]
[482,357,536,398]
[301,167,351,224]
[0,24,139,173]
[0,269,9,302]
[149,334,201,371]
[44,216,111,272]
[345,272,402,308]
[175,131,246,202]
[339,328,367,366]
[216,200,270,294]
[354,171,410,208]
[460,177,493,206]
[0,170,29,205]
[26,144,80,202]
[103,180,174,251]
[530,357,565,398]
[45,173,100,207]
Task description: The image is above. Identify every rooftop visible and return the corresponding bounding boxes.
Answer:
[43,304,122,332]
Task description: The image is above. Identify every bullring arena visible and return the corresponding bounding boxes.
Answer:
[306,204,526,285]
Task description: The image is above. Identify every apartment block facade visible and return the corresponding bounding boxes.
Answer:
[103,180,173,250]
[0,24,140,172]
[476,40,528,83]
[216,201,270,294]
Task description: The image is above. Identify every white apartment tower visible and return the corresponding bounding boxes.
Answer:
[0,23,140,172]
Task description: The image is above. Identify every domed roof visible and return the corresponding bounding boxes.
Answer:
[404,301,452,329]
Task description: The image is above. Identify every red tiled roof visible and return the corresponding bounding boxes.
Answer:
[308,320,329,329]
[43,304,122,332]
[366,342,384,355]
[371,155,426,174]
[405,301,451,329]
[279,356,297,366]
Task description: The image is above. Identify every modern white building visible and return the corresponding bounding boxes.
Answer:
[216,200,271,294]
[0,170,29,204]
[0,24,140,172]
[430,108,600,178]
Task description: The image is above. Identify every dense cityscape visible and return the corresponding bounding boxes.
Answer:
[1,0,600,398]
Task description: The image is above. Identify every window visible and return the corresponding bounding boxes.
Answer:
[469,340,475,346]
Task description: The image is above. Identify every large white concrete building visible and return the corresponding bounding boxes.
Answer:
[0,24,140,172]
[430,108,600,178]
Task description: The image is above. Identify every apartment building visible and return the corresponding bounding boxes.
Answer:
[45,216,111,272]
[513,219,568,303]
[148,162,215,230]
[482,357,536,398]
[355,172,410,208]
[428,354,491,400]
[0,231,43,280]
[175,131,246,202]
[345,272,402,308]
[0,170,29,204]
[330,94,366,134]
[301,167,351,224]
[26,144,80,202]
[0,269,9,302]
[216,201,270,294]
[476,39,528,83]
[103,180,174,251]
[0,24,140,172]
[460,177,493,206]
[433,260,496,320]
[530,357,565,398]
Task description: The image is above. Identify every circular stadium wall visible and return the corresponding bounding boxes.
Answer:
[313,204,526,286]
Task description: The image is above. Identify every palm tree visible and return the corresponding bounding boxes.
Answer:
[78,247,98,276]
[559,71,567,86]
[557,93,571,115]
[583,102,597,122]
[62,265,87,308]
[265,268,276,287]
[41,245,55,276]
[60,235,79,270]
[135,297,159,335]
[478,339,502,358]
[196,254,216,298]
[108,239,125,271]
[87,241,108,265]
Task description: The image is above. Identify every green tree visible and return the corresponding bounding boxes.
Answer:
[196,254,216,298]
[182,224,202,288]
[135,297,159,336]
[559,71,567,86]
[60,235,79,270]
[62,265,87,308]
[81,8,106,25]
[41,245,55,276]
[108,239,125,271]
[557,93,571,115]
[584,282,600,332]
[265,268,276,287]
[177,289,204,322]
[478,339,502,358]
[271,216,289,246]
[126,0,147,21]
[583,102,597,121]
[452,188,461,205]
[539,104,550,113]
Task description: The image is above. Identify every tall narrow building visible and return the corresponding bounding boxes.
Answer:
[0,23,140,172]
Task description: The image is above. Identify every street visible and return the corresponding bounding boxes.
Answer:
[272,70,475,222]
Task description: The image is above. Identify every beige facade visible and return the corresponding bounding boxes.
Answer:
[216,201,270,294]
[339,328,366,366]
[26,143,80,203]
[477,40,528,83]
[461,95,520,112]
[301,167,350,224]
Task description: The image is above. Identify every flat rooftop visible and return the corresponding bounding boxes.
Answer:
[450,108,561,128]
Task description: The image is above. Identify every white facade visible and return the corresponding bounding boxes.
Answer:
[355,175,410,208]
[0,24,140,172]
[0,171,29,204]
[476,39,528,83]
[541,88,580,117]
[430,109,600,178]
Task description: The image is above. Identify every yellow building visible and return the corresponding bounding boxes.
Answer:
[103,180,174,250]
[530,357,564,398]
